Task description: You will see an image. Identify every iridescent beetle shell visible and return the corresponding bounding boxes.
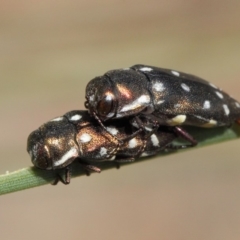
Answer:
[27,110,178,183]
[27,116,79,170]
[85,64,240,128]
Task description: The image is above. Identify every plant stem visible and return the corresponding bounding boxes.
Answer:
[1,125,240,195]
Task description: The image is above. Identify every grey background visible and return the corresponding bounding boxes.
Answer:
[1,1,240,239]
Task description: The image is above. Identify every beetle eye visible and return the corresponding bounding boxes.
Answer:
[97,95,114,118]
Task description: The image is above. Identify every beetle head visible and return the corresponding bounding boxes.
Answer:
[85,69,152,121]
[27,118,79,170]
[85,76,117,121]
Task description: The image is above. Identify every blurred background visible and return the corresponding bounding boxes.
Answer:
[1,0,240,239]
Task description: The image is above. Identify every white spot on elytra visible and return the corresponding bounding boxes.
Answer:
[223,104,230,116]
[79,133,92,143]
[140,67,152,72]
[70,114,82,121]
[151,134,159,147]
[171,70,180,77]
[108,156,116,161]
[141,152,151,157]
[157,100,165,105]
[153,82,165,92]
[167,115,187,125]
[99,147,107,156]
[202,119,218,128]
[106,127,119,136]
[53,148,78,167]
[235,102,240,108]
[215,91,224,99]
[195,115,208,121]
[208,119,217,126]
[181,83,190,92]
[203,100,211,109]
[51,117,64,122]
[139,95,150,103]
[128,138,137,149]
[119,95,150,114]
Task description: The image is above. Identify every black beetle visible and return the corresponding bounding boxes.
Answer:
[85,64,240,145]
[27,110,183,184]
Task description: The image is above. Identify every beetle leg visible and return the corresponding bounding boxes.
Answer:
[171,126,198,146]
[119,128,143,142]
[134,115,198,147]
[52,166,72,185]
[78,161,101,176]
[83,164,101,174]
[52,176,60,185]
[120,115,159,142]
[92,110,121,146]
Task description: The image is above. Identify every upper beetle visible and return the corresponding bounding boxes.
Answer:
[85,64,240,144]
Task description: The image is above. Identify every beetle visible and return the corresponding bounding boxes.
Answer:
[27,110,186,185]
[85,64,240,145]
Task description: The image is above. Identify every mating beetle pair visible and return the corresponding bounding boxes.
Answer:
[28,64,240,184]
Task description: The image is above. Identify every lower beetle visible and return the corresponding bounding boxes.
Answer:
[27,110,184,184]
[85,64,240,144]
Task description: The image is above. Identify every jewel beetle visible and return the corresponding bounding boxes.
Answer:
[27,110,183,184]
[85,64,240,145]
